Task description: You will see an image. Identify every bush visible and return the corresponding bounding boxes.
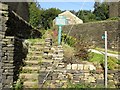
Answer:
[89,52,118,70]
[74,41,90,61]
[107,57,118,70]
[62,43,75,64]
[107,17,120,21]
[62,34,77,47]
[12,79,23,90]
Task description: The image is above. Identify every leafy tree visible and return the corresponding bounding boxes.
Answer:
[70,10,77,15]
[93,2,109,20]
[29,3,61,30]
[41,8,61,29]
[29,2,43,28]
[77,10,96,23]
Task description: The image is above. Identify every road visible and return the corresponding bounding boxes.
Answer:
[89,49,120,60]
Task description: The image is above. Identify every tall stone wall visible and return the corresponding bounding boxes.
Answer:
[109,1,120,18]
[2,36,26,88]
[6,8,41,39]
[0,3,9,88]
[2,36,14,88]
[3,2,29,22]
[0,2,41,88]
[63,20,119,50]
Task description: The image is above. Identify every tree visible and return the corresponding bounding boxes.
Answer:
[93,2,109,20]
[41,8,61,29]
[28,2,43,28]
[77,10,96,23]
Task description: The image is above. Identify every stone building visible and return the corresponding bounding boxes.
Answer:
[53,11,83,26]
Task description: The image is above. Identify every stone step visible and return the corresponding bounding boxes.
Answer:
[28,49,43,52]
[52,55,64,58]
[52,57,64,60]
[33,42,44,45]
[29,46,43,49]
[20,73,39,81]
[41,59,53,63]
[22,66,40,73]
[28,51,43,54]
[23,81,38,88]
[25,61,39,65]
[23,66,39,70]
[26,56,42,59]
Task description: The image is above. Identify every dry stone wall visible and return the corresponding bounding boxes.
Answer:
[2,36,14,88]
[63,20,119,50]
[39,38,119,88]
[0,5,25,88]
[2,36,26,88]
[0,2,41,89]
[40,61,119,88]
[109,2,120,18]
[0,3,9,88]
[4,2,29,22]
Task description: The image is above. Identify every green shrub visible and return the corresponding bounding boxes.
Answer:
[107,17,120,20]
[89,52,104,64]
[12,79,23,90]
[62,34,77,47]
[74,41,90,61]
[107,57,118,70]
[89,52,118,70]
[62,43,75,63]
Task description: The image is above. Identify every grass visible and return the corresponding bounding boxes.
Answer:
[62,43,75,61]
[89,52,119,70]
[27,38,45,45]
[95,47,118,54]
[89,52,104,63]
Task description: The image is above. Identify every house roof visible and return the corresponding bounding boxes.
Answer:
[58,11,83,24]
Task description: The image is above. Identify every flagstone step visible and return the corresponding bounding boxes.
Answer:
[25,61,39,65]
[23,81,38,88]
[41,59,53,63]
[28,51,43,54]
[22,66,40,73]
[26,55,42,59]
[20,73,39,80]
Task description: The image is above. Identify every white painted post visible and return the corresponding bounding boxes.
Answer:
[105,31,107,88]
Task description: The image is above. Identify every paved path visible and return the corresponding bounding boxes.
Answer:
[89,49,120,60]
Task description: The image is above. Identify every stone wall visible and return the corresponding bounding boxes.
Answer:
[44,64,119,88]
[0,2,41,88]
[6,8,41,39]
[39,38,119,88]
[0,3,9,88]
[0,3,25,88]
[2,36,14,88]
[63,20,119,50]
[3,2,29,22]
[109,2,120,18]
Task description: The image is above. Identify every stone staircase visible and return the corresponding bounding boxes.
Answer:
[39,38,64,88]
[19,42,44,88]
[16,38,64,88]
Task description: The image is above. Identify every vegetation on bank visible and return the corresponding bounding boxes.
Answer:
[95,47,119,54]
[89,52,119,70]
